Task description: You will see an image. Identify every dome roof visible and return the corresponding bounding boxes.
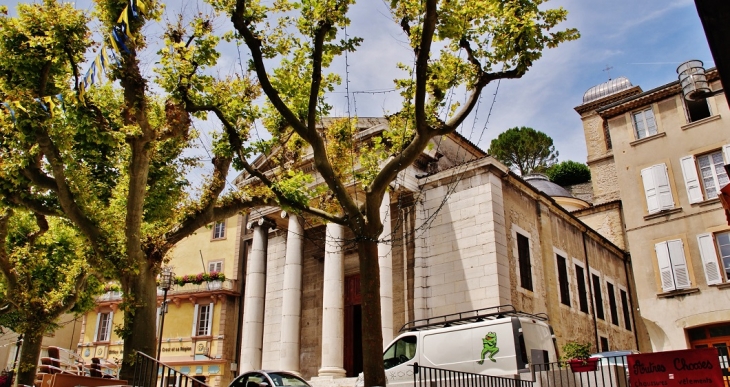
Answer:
[582,76,633,104]
[523,174,573,198]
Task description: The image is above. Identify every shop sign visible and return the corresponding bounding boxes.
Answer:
[628,348,724,387]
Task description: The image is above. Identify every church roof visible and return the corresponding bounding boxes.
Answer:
[522,174,573,198]
[582,76,633,104]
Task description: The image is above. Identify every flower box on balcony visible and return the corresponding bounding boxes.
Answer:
[568,358,599,372]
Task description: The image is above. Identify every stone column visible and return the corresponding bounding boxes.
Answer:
[280,211,303,374]
[318,223,347,378]
[239,218,274,374]
[379,191,394,345]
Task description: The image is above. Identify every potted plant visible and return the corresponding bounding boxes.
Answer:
[561,341,598,372]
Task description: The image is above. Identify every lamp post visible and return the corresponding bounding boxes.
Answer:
[156,266,174,361]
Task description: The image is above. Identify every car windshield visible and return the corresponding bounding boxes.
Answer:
[266,373,309,387]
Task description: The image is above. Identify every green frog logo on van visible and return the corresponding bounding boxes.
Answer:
[477,332,499,364]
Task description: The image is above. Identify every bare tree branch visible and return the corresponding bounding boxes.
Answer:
[414,0,438,133]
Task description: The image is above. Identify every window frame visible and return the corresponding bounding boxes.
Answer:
[514,228,533,292]
[697,231,730,285]
[193,303,214,337]
[212,220,226,240]
[632,107,658,140]
[554,249,571,307]
[574,260,590,314]
[208,260,223,274]
[680,145,730,204]
[655,239,691,292]
[94,311,113,343]
[591,271,605,320]
[606,279,619,326]
[683,96,712,123]
[619,286,632,331]
[641,163,675,214]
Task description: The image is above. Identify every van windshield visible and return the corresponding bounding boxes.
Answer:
[383,336,417,369]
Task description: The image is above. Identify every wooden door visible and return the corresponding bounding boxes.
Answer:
[344,274,363,377]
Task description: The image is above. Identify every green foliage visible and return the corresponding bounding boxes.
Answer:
[172,272,226,286]
[488,126,559,175]
[546,160,591,186]
[560,341,592,362]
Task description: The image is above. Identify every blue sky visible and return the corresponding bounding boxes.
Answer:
[0,0,714,171]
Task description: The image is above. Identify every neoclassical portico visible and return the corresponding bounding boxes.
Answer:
[238,194,394,377]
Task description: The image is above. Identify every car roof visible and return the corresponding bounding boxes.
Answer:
[590,350,639,357]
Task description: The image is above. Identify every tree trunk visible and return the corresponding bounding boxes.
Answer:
[357,238,386,387]
[15,327,45,387]
[119,260,159,381]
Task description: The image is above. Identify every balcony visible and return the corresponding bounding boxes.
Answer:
[96,279,239,304]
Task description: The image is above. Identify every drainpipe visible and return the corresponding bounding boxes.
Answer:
[623,255,641,350]
[582,232,600,351]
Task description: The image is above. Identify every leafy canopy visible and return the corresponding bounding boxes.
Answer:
[546,160,591,186]
[488,126,558,175]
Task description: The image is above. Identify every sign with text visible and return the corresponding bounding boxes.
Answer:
[628,348,724,387]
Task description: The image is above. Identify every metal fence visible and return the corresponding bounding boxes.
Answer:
[413,351,726,387]
[131,352,210,387]
[412,363,534,387]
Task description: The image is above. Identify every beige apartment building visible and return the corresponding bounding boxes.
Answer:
[575,66,730,352]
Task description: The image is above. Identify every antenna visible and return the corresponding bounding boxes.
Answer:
[603,65,614,80]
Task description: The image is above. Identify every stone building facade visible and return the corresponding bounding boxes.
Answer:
[575,67,730,352]
[235,118,639,381]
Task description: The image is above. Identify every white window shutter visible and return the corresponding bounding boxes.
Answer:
[93,312,102,342]
[207,302,214,336]
[723,144,730,164]
[642,167,660,214]
[680,156,704,203]
[192,304,199,337]
[698,233,723,285]
[655,242,676,291]
[107,311,113,341]
[655,164,674,210]
[668,239,691,289]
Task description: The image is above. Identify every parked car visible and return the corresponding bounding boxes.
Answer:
[229,371,310,387]
[590,350,639,378]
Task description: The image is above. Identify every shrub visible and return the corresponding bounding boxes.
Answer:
[560,341,592,362]
[546,160,591,186]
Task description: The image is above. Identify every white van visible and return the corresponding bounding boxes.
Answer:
[359,305,557,386]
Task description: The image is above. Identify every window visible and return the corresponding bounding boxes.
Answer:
[213,221,226,239]
[575,264,589,313]
[655,239,691,291]
[556,254,570,306]
[632,108,658,139]
[517,233,533,291]
[641,164,674,214]
[681,148,730,204]
[685,98,711,123]
[383,335,417,369]
[95,312,113,342]
[607,282,619,326]
[697,232,730,285]
[592,274,604,320]
[620,289,632,331]
[193,303,213,337]
[208,261,223,273]
[600,337,609,352]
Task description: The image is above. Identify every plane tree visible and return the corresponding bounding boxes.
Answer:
[0,1,273,380]
[0,207,99,386]
[164,0,580,385]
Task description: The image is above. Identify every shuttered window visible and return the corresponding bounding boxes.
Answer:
[632,108,658,139]
[620,289,632,331]
[575,265,589,313]
[607,282,619,326]
[641,164,674,214]
[655,240,691,292]
[517,233,533,291]
[592,274,604,320]
[557,254,570,306]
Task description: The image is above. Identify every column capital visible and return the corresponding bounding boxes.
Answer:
[247,217,276,231]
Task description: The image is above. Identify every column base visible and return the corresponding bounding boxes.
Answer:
[316,367,347,378]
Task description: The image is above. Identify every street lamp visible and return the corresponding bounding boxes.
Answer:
[156,266,175,361]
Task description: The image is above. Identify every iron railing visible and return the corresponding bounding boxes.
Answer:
[131,352,210,387]
[412,363,533,387]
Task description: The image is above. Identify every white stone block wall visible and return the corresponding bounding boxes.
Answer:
[261,234,287,369]
[418,169,511,318]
